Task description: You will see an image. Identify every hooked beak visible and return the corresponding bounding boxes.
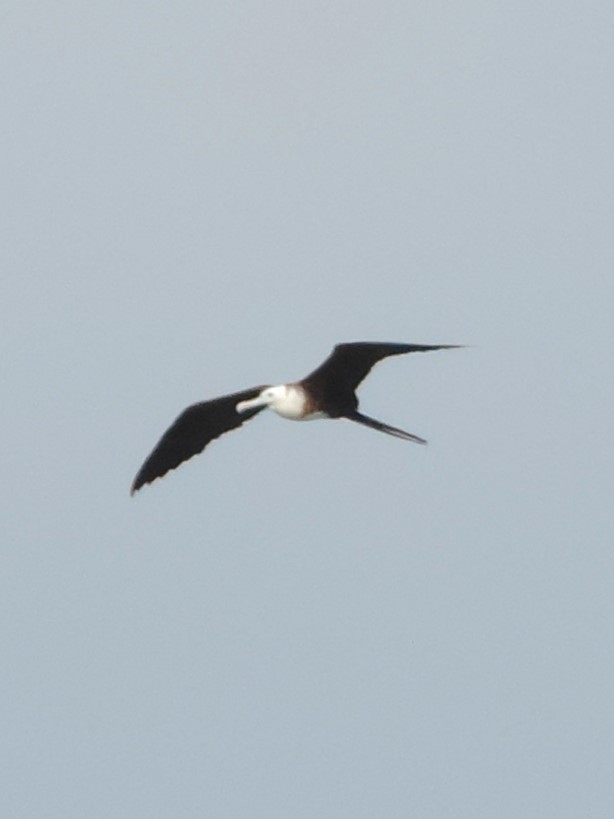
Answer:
[236,393,269,414]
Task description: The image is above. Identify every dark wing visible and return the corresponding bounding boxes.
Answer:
[302,342,461,394]
[130,385,268,494]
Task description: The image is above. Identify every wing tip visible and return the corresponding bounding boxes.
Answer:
[130,469,167,495]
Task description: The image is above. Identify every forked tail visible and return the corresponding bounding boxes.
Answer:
[345,410,427,445]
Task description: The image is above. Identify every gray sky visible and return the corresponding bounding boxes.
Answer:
[2,2,613,817]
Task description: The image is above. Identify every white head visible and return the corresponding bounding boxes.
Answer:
[236,384,308,420]
[235,385,288,414]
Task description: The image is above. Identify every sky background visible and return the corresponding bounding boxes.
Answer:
[2,2,613,817]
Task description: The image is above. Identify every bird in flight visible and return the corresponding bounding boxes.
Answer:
[130,341,461,494]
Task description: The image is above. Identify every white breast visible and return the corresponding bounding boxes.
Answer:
[269,385,316,420]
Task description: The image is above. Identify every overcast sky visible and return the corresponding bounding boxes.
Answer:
[2,2,613,817]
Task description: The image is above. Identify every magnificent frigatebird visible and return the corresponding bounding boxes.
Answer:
[130,341,460,494]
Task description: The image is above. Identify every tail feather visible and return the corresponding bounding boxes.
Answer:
[345,410,427,445]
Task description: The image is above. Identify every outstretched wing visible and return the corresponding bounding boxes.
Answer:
[131,385,268,494]
[302,342,460,394]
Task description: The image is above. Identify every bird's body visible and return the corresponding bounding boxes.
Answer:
[131,341,460,494]
[238,384,325,421]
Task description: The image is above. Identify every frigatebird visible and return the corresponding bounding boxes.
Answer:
[130,341,460,494]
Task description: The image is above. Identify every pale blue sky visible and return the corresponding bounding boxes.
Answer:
[2,2,613,817]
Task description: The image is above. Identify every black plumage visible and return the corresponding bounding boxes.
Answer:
[131,342,460,494]
[130,386,267,495]
[301,342,459,416]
